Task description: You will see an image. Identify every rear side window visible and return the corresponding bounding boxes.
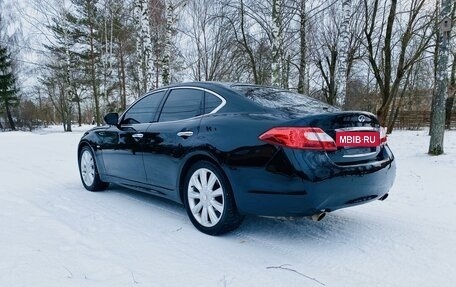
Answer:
[231,85,338,113]
[204,92,223,113]
[122,91,166,124]
[159,89,204,122]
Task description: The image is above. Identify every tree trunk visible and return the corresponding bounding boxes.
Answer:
[316,47,337,105]
[283,54,290,89]
[328,51,338,105]
[5,103,15,130]
[444,2,456,129]
[134,0,154,92]
[66,117,72,132]
[87,4,100,126]
[271,0,283,87]
[297,1,307,95]
[445,97,454,129]
[445,97,454,128]
[336,0,352,107]
[161,1,174,86]
[77,96,82,127]
[430,0,441,135]
[375,0,397,126]
[429,0,451,155]
[239,0,258,84]
[119,41,127,110]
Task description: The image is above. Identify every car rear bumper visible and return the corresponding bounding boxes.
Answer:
[224,147,396,217]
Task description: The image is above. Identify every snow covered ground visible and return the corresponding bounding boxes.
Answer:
[0,126,455,287]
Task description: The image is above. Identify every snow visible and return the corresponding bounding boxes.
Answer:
[0,126,455,287]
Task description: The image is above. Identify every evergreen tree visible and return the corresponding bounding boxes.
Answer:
[69,0,102,126]
[43,7,77,132]
[0,42,18,130]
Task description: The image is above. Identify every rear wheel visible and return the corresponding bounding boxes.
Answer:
[184,161,243,235]
[78,146,109,191]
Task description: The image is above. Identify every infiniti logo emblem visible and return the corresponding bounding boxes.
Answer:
[358,115,366,123]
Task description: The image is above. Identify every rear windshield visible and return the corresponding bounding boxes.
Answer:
[231,85,338,113]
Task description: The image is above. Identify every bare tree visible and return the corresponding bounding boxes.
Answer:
[310,1,363,105]
[296,0,308,95]
[429,0,452,155]
[134,0,155,92]
[363,0,434,128]
[181,0,241,81]
[445,2,456,129]
[271,0,283,86]
[335,0,352,106]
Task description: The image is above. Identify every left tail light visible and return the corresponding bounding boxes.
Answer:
[259,127,337,151]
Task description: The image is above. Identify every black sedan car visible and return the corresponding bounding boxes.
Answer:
[78,82,396,235]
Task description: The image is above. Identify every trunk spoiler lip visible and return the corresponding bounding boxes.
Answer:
[334,127,380,132]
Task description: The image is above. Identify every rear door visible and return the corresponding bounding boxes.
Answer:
[100,90,167,184]
[142,88,205,193]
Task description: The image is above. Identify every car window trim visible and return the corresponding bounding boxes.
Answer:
[156,86,226,123]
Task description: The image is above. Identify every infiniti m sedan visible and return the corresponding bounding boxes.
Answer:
[78,82,396,235]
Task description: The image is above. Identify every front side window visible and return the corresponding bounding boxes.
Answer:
[122,91,166,124]
[159,89,204,122]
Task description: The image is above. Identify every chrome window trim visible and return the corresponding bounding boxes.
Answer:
[167,86,226,114]
[155,86,227,123]
[119,88,169,124]
[119,86,226,125]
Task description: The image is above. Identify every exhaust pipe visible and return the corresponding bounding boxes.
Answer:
[378,193,389,201]
[311,212,326,222]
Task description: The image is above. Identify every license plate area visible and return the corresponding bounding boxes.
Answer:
[335,131,380,147]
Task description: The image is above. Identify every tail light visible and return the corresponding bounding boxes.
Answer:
[259,127,337,151]
[380,127,387,144]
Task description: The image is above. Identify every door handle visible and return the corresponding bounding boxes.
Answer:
[132,133,144,139]
[177,131,193,138]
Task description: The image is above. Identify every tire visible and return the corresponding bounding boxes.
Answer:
[78,146,109,192]
[183,161,243,235]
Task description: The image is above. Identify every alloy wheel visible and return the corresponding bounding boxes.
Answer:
[80,150,95,187]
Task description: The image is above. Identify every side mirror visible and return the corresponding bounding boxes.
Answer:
[104,112,119,126]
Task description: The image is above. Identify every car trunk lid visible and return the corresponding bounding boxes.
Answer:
[283,111,385,164]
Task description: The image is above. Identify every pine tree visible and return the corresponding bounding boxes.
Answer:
[0,43,19,130]
[43,6,77,132]
[69,0,103,126]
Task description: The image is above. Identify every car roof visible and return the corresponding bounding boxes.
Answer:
[158,81,275,91]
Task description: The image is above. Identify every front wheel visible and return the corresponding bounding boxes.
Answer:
[184,161,243,235]
[78,146,109,192]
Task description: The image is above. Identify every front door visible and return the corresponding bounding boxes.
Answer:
[100,123,150,183]
[100,90,167,184]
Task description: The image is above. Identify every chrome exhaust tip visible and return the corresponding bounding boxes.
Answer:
[378,193,389,201]
[311,212,326,222]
